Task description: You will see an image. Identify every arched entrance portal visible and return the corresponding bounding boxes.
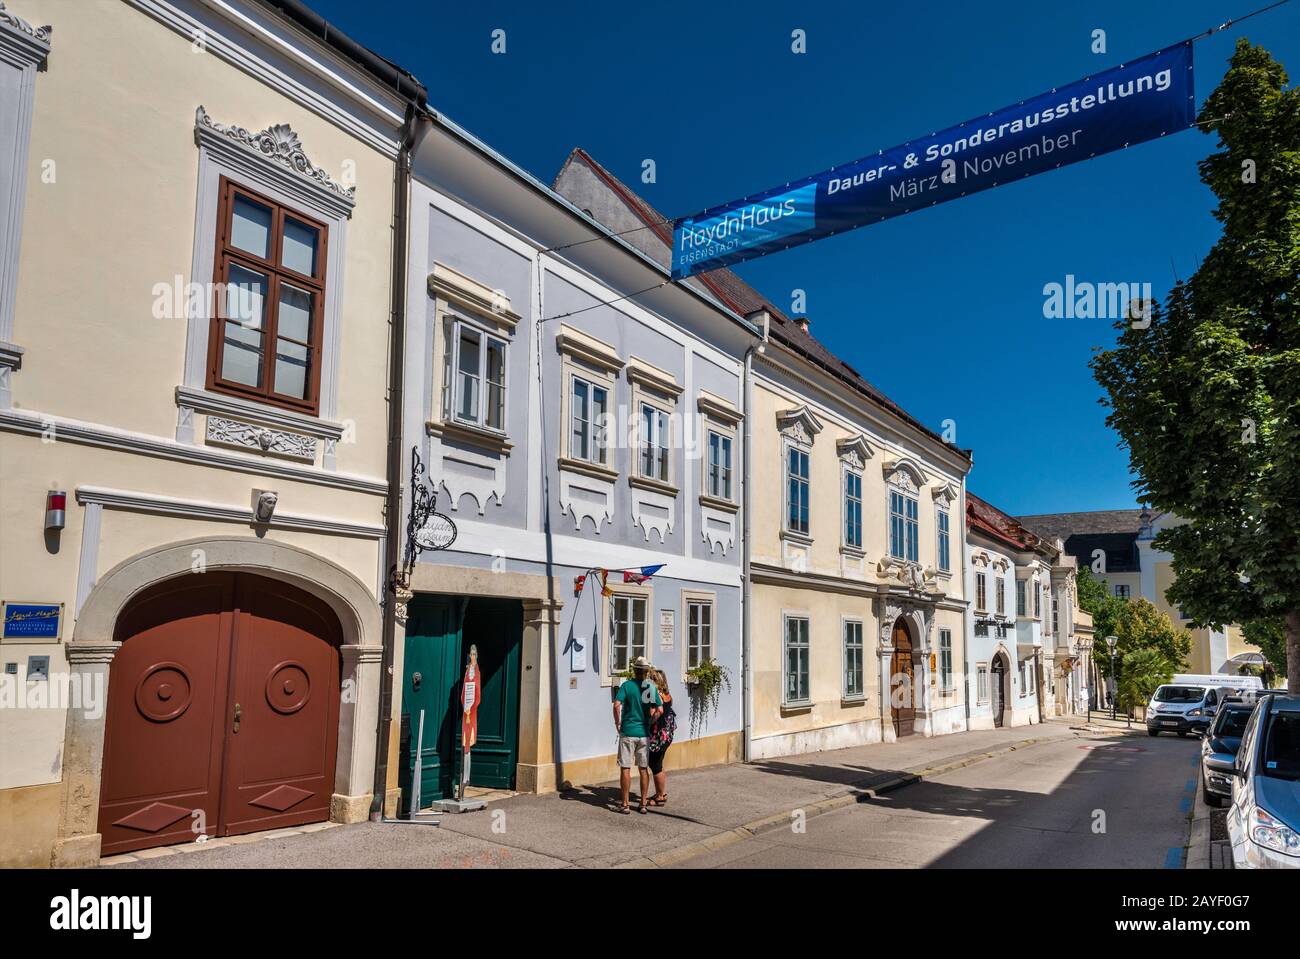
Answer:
[889,619,915,738]
[97,572,343,856]
[991,651,1009,728]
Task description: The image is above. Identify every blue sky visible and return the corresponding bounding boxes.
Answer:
[309,0,1299,515]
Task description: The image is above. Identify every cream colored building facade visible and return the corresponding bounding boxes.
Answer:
[0,0,418,866]
[748,315,972,759]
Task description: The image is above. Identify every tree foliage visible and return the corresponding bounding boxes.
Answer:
[1117,647,1175,713]
[1090,40,1300,691]
[1076,566,1126,641]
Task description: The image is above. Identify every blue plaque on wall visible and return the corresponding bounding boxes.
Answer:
[1,602,64,641]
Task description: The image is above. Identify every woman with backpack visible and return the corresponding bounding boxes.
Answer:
[647,668,676,806]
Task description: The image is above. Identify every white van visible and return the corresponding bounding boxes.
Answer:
[1148,675,1263,737]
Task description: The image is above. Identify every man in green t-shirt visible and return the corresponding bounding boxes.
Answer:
[613,655,662,814]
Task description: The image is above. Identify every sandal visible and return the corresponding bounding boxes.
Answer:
[618,803,631,815]
[651,794,667,806]
[638,802,648,815]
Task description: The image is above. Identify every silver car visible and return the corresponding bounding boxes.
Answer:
[1227,693,1300,868]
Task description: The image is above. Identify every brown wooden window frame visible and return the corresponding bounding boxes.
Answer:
[206,177,329,415]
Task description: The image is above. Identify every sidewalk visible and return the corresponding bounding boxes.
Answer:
[108,721,1105,869]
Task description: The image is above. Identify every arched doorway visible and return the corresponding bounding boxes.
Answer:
[97,572,342,856]
[990,651,1008,728]
[889,619,915,738]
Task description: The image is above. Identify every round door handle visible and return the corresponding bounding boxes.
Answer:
[412,671,422,691]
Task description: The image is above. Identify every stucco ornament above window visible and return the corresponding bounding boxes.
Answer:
[882,457,924,494]
[776,406,823,446]
[836,434,873,470]
[195,106,355,203]
[0,2,51,43]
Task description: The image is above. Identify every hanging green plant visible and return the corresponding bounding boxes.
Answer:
[685,659,732,739]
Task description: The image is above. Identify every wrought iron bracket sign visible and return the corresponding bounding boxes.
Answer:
[390,446,457,594]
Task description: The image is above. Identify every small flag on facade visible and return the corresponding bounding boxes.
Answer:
[600,569,613,597]
[574,574,586,598]
[623,564,665,584]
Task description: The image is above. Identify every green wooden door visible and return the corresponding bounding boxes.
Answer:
[456,598,522,791]
[399,596,464,812]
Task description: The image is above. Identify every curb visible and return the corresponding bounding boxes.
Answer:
[1186,767,1212,870]
[631,732,1071,868]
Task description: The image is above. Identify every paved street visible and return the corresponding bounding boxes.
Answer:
[105,721,1199,870]
[674,731,1201,869]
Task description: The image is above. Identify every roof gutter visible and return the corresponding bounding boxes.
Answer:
[258,0,428,107]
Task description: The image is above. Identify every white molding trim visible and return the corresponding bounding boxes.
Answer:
[125,0,404,156]
[836,434,873,469]
[0,1,49,370]
[697,390,742,425]
[428,262,520,330]
[75,485,384,538]
[626,356,682,398]
[0,408,386,494]
[175,385,346,441]
[0,338,20,408]
[558,464,614,534]
[700,503,736,556]
[435,519,741,587]
[630,481,675,544]
[437,439,506,516]
[75,501,103,615]
[555,323,623,374]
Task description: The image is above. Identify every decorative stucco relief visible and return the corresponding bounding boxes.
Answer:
[195,106,354,203]
[206,416,316,462]
[559,469,613,533]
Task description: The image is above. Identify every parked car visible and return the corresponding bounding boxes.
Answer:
[1147,684,1208,737]
[1227,693,1300,869]
[1201,699,1255,807]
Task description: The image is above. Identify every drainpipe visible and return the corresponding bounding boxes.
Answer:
[370,104,421,820]
[741,311,768,763]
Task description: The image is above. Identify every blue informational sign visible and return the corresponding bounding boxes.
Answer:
[672,43,1195,279]
[2,602,63,640]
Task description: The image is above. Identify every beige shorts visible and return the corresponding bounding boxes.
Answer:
[618,736,649,769]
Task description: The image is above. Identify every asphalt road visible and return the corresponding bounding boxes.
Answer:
[672,732,1201,868]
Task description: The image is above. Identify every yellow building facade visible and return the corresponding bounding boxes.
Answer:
[0,0,420,866]
[747,313,971,759]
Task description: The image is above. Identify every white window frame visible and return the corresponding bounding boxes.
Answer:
[938,628,953,693]
[682,590,716,673]
[1016,579,1027,617]
[604,583,651,684]
[843,466,864,550]
[442,315,508,433]
[784,443,811,537]
[889,488,919,562]
[568,373,611,467]
[782,613,811,707]
[995,575,1006,616]
[977,664,990,704]
[637,400,671,483]
[842,618,866,701]
[706,429,734,501]
[975,572,987,612]
[936,507,951,573]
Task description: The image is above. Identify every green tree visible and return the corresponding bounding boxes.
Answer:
[1090,40,1300,692]
[1113,598,1192,673]
[1117,647,1175,713]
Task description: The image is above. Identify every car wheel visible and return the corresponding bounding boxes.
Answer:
[1177,731,1187,738]
[1148,729,1159,737]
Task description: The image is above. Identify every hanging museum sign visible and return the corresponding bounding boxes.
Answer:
[671,43,1195,279]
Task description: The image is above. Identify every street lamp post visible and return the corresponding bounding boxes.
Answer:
[1106,635,1118,721]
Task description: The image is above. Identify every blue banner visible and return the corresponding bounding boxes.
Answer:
[672,43,1195,279]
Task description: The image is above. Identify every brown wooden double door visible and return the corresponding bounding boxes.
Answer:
[98,573,342,856]
[889,620,916,738]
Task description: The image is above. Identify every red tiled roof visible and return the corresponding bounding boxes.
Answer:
[967,491,1048,553]
[559,149,970,462]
